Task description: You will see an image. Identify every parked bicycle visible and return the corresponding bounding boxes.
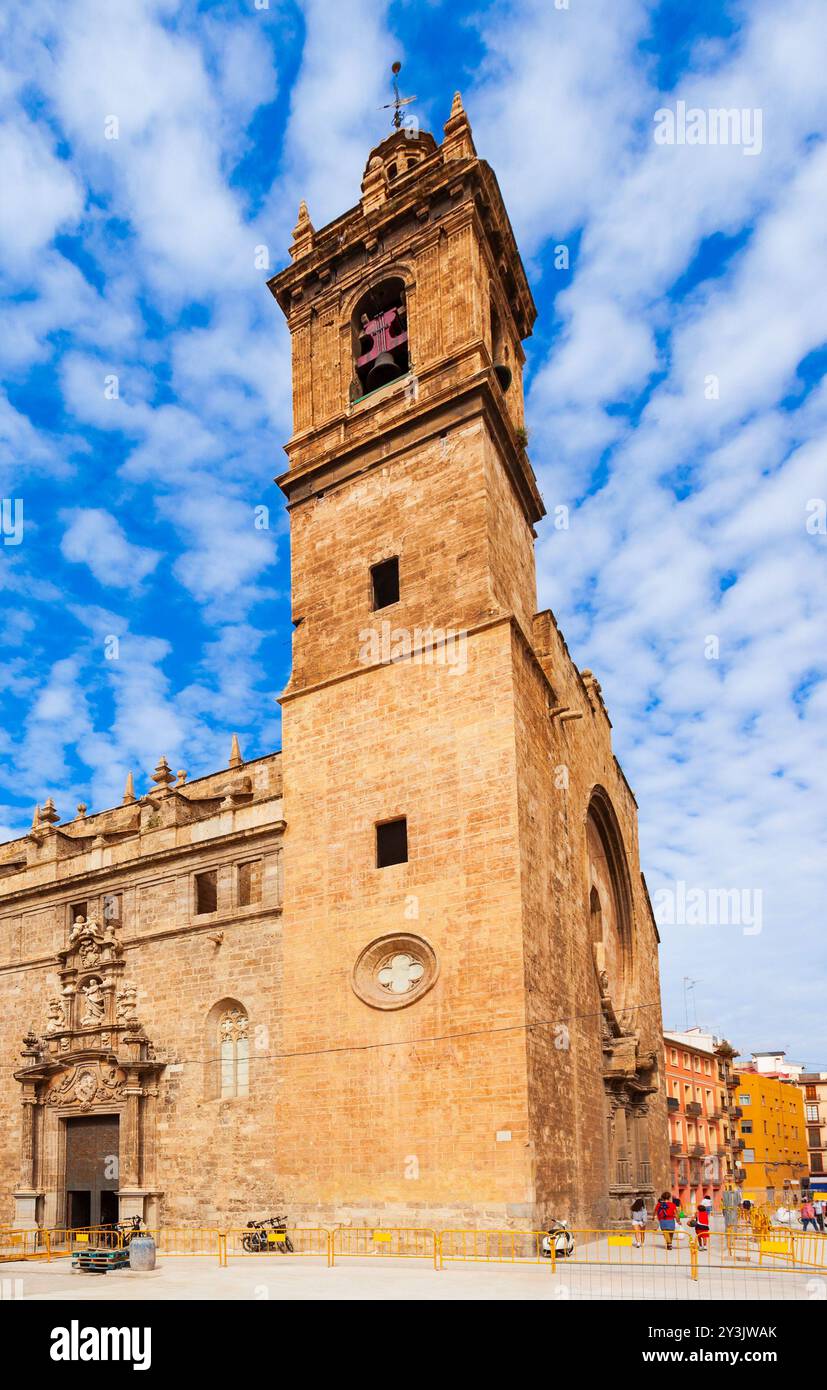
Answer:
[242,1215,294,1253]
[98,1215,144,1246]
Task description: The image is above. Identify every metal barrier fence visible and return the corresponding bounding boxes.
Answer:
[439,1229,553,1268]
[330,1227,438,1269]
[0,1228,39,1262]
[0,1226,121,1261]
[140,1228,224,1262]
[2,1222,825,1296]
[225,1228,331,1264]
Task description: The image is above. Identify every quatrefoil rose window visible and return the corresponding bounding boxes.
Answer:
[351,933,439,1010]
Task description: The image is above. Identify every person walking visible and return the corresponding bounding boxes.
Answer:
[813,1197,825,1233]
[631,1197,647,1249]
[655,1192,678,1250]
[693,1200,711,1251]
[801,1198,817,1232]
[722,1186,740,1233]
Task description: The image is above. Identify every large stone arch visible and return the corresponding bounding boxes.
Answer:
[585,786,634,1013]
[584,788,658,1219]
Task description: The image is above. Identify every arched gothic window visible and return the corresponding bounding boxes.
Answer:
[205,998,249,1100]
[219,1007,249,1098]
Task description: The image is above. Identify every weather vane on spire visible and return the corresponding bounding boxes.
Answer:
[380,61,416,130]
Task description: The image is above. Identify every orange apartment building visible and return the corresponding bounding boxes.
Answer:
[734,1052,809,1204]
[799,1072,827,1195]
[664,1028,737,1211]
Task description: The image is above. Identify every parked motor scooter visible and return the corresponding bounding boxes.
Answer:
[540,1218,575,1258]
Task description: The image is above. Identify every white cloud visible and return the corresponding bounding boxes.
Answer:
[60,508,161,588]
[0,117,82,266]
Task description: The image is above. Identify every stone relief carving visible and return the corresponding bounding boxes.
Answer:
[116,983,139,1022]
[58,913,121,967]
[44,997,66,1034]
[46,1062,126,1111]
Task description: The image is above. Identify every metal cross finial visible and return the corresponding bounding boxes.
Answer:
[380,60,416,129]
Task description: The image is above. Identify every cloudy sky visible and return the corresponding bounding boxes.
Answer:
[1,0,825,1065]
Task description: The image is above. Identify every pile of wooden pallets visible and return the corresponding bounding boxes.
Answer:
[71,1240,130,1274]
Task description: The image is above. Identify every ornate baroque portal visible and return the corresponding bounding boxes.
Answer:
[587,789,659,1219]
[12,912,165,1229]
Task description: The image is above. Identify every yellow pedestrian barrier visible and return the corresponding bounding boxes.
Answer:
[331,1227,438,1269]
[225,1227,331,1264]
[3,1219,825,1291]
[439,1229,555,1269]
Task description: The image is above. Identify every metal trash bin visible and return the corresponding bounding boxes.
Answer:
[128,1234,156,1271]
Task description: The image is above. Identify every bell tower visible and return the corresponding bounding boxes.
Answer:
[268,90,667,1228]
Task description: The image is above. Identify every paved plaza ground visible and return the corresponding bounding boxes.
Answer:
[2,1242,820,1301]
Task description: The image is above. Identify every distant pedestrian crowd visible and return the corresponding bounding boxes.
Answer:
[629,1191,825,1249]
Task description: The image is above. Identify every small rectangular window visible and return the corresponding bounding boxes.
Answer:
[238,860,262,907]
[376,817,408,868]
[371,557,400,610]
[195,870,218,915]
[69,900,88,927]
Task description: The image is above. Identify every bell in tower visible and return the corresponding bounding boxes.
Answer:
[354,281,409,395]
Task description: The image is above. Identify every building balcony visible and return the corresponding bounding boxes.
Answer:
[730,1073,741,1086]
[667,1097,680,1112]
[690,1144,705,1157]
[731,1106,743,1119]
[670,1142,684,1156]
[709,1110,724,1122]
[686,1101,703,1117]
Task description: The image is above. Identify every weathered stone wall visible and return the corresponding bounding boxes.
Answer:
[278,620,534,1226]
[0,761,285,1229]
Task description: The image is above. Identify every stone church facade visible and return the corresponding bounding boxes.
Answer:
[0,95,667,1234]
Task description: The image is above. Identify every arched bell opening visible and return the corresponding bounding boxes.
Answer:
[352,277,409,397]
[489,289,512,393]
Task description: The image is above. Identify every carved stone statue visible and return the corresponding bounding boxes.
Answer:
[116,983,139,1022]
[79,977,105,1026]
[44,997,66,1034]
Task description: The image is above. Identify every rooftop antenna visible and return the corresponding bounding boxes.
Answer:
[380,61,416,130]
[683,976,701,1030]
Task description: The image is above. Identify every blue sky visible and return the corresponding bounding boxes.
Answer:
[1,0,825,1065]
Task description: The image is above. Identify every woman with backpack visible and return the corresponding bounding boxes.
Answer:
[655,1192,678,1249]
[631,1196,647,1248]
